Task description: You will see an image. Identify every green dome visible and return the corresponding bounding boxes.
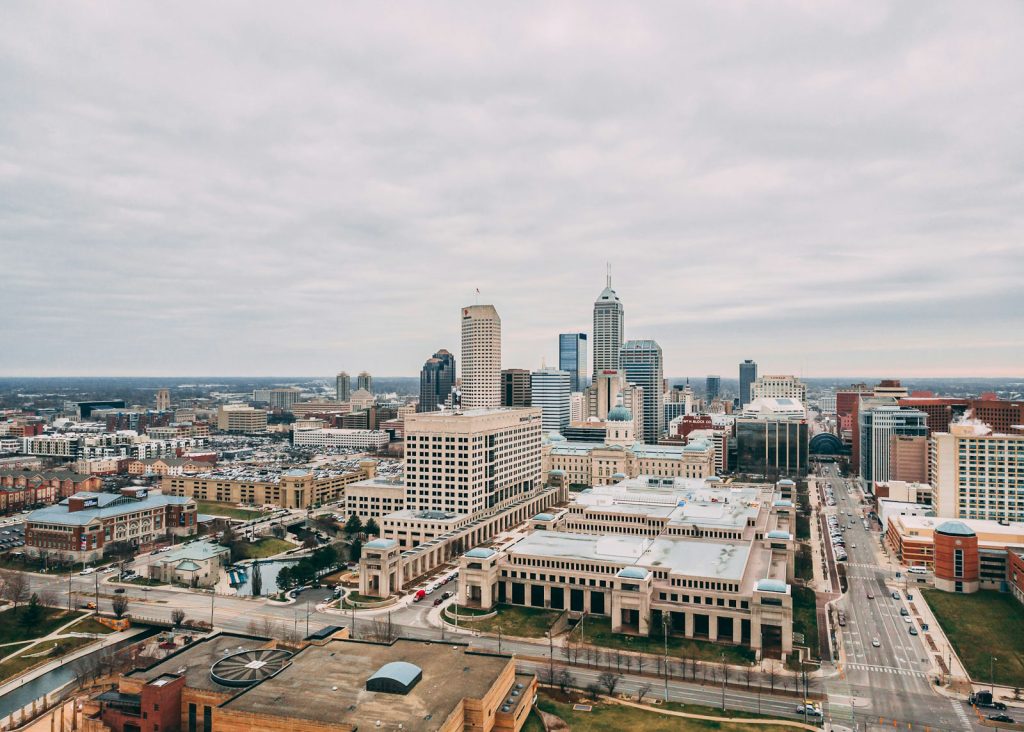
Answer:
[608,404,632,422]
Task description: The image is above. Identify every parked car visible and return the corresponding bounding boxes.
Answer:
[988,715,1015,723]
[433,597,444,607]
[891,591,900,600]
[796,703,822,717]
[113,587,126,594]
[908,626,918,635]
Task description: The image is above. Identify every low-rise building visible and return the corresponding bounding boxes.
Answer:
[216,404,268,433]
[344,476,406,521]
[26,488,197,563]
[126,457,207,477]
[543,437,715,488]
[148,542,230,587]
[292,428,390,450]
[163,463,377,510]
[87,631,536,732]
[0,469,101,513]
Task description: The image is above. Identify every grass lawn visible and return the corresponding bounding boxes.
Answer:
[789,585,820,664]
[462,604,561,638]
[795,544,814,583]
[236,538,293,559]
[65,616,117,635]
[535,692,799,732]
[195,500,263,520]
[573,616,756,665]
[446,604,493,617]
[0,556,79,575]
[0,635,102,682]
[922,589,1024,687]
[0,607,85,644]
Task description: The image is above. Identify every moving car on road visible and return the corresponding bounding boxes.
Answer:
[871,638,880,647]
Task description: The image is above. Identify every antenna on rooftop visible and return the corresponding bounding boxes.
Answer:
[606,262,612,288]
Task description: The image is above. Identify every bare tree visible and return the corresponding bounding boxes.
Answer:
[171,609,186,628]
[37,585,60,609]
[368,617,398,643]
[110,595,129,619]
[744,663,753,689]
[598,671,622,696]
[767,664,777,692]
[720,658,730,688]
[635,654,645,675]
[637,682,653,703]
[556,669,573,694]
[541,665,557,687]
[586,682,602,700]
[561,641,573,664]
[613,648,624,672]
[0,569,30,609]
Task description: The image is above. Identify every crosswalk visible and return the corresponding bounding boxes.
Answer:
[951,699,972,730]
[845,662,928,678]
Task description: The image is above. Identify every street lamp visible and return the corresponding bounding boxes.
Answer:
[662,613,670,703]
[991,655,998,693]
[720,652,726,711]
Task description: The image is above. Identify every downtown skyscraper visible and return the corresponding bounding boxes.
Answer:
[558,333,588,392]
[418,349,456,412]
[592,272,624,377]
[739,359,757,407]
[621,339,664,444]
[531,366,571,434]
[460,304,501,409]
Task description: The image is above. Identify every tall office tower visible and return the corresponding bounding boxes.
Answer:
[155,388,170,411]
[931,423,1024,522]
[418,349,456,413]
[336,372,351,402]
[621,340,664,444]
[460,304,502,409]
[738,360,757,407]
[592,272,624,377]
[584,369,643,438]
[858,405,928,486]
[705,375,720,401]
[404,407,542,514]
[357,371,374,394]
[531,367,571,434]
[559,333,588,392]
[501,368,532,407]
[751,375,808,407]
[268,387,303,411]
[570,392,584,423]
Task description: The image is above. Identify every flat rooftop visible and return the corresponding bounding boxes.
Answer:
[221,639,512,729]
[129,633,269,694]
[507,530,751,580]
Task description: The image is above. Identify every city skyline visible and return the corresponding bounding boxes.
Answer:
[2,3,1022,378]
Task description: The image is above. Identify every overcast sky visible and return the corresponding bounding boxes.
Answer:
[2,2,1022,379]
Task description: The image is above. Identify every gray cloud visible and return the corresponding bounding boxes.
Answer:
[1,1,1022,377]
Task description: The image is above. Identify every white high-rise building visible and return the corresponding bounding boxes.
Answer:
[750,375,808,407]
[570,392,585,423]
[931,422,1024,522]
[592,271,624,377]
[460,304,501,409]
[531,367,571,434]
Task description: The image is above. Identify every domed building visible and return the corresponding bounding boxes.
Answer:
[605,399,635,446]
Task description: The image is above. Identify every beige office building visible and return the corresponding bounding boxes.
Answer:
[750,375,808,407]
[889,434,929,483]
[460,305,501,409]
[404,407,541,515]
[216,405,268,433]
[931,422,1024,522]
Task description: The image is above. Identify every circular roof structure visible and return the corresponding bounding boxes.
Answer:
[607,404,632,422]
[366,661,422,694]
[936,520,975,537]
[211,648,293,688]
[809,433,845,455]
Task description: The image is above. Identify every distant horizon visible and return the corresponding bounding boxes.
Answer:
[1,374,1021,383]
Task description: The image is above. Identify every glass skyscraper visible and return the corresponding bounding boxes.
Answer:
[621,339,663,444]
[739,359,757,407]
[558,333,588,392]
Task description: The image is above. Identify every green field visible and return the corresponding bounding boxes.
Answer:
[533,692,801,732]
[65,616,117,635]
[923,589,1024,687]
[460,604,561,638]
[0,607,85,644]
[573,616,756,665]
[195,500,263,520]
[0,635,101,682]
[236,538,293,559]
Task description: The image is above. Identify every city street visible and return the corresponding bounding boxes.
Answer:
[818,463,977,731]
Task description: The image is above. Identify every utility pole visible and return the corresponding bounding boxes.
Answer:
[67,573,72,614]
[497,626,502,654]
[662,613,670,702]
[94,571,99,610]
[991,655,997,693]
[720,652,726,711]
[306,600,311,637]
[209,590,215,627]
[548,632,554,685]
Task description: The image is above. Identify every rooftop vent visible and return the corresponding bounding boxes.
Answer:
[210,648,292,687]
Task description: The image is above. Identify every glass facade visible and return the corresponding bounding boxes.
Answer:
[559,333,587,392]
[734,419,808,477]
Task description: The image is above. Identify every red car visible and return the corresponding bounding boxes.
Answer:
[413,589,426,602]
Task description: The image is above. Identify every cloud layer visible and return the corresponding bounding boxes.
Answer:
[1,1,1022,377]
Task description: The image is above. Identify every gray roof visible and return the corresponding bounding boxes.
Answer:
[28,491,193,527]
[936,520,975,537]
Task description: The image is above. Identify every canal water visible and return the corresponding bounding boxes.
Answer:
[0,628,159,718]
[230,559,297,596]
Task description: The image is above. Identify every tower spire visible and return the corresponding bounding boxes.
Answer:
[606,262,611,288]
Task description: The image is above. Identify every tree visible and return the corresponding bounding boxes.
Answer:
[344,514,363,536]
[302,535,319,550]
[171,609,186,628]
[350,538,363,562]
[586,682,602,700]
[364,518,380,537]
[21,593,43,627]
[613,649,624,672]
[250,562,263,597]
[0,569,30,609]
[635,654,645,675]
[271,524,286,539]
[276,566,293,592]
[744,663,754,690]
[557,669,574,694]
[111,595,129,619]
[598,671,622,696]
[767,664,777,692]
[636,682,652,703]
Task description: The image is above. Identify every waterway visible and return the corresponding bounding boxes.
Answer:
[231,559,297,596]
[0,628,159,718]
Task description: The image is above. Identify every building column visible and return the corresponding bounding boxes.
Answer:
[543,584,551,608]
[684,611,694,638]
[732,616,743,644]
[708,612,719,641]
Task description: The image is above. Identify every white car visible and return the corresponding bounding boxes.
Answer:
[872,638,881,647]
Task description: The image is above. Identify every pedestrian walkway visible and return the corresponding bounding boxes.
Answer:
[844,662,928,679]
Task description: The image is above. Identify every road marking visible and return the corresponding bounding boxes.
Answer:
[951,700,972,730]
[845,662,927,678]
